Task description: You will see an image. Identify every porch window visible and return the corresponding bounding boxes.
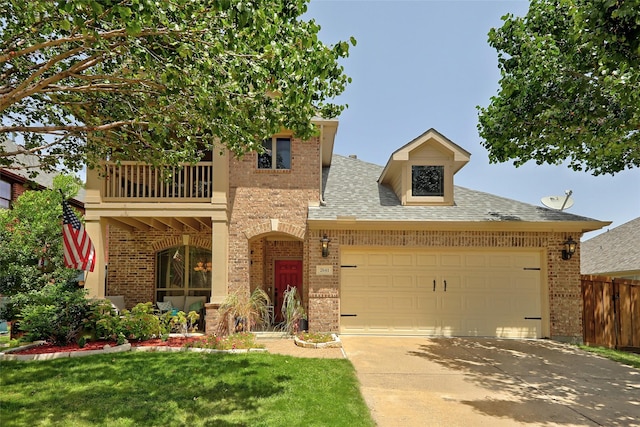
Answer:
[156,246,211,302]
[257,137,291,170]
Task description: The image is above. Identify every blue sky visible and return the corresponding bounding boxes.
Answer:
[306,0,640,240]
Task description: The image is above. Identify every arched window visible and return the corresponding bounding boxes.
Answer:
[156,246,211,302]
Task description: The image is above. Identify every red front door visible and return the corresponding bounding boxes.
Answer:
[274,260,303,323]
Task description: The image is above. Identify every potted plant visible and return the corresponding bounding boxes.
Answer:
[280,285,307,335]
[170,310,200,336]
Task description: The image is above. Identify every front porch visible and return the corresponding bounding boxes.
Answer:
[87,223,311,335]
[82,152,230,320]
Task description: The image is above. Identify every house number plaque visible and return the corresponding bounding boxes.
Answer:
[316,265,333,275]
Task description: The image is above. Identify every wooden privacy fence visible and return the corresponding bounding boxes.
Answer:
[582,275,640,351]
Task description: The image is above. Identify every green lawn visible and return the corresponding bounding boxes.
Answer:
[0,352,375,427]
[0,334,22,350]
[578,345,640,369]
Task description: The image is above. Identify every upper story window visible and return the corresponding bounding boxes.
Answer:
[404,161,452,205]
[0,179,10,209]
[258,137,291,170]
[411,165,444,196]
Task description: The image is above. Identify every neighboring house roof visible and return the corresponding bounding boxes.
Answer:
[581,217,640,277]
[1,137,85,204]
[309,154,607,232]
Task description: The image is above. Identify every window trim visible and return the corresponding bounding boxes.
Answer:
[257,136,292,171]
[0,178,11,209]
[155,245,212,301]
[411,165,445,197]
[404,161,453,205]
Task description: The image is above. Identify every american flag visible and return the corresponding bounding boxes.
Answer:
[62,200,95,272]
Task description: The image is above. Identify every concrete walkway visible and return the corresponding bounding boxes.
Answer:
[341,336,640,427]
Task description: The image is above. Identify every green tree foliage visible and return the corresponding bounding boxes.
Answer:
[1,0,354,173]
[478,0,640,175]
[0,175,81,310]
[0,175,91,344]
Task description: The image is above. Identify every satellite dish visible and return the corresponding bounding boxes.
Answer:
[541,190,574,211]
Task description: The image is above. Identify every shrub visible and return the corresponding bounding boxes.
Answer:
[280,285,306,335]
[19,304,58,341]
[158,311,174,336]
[217,288,271,336]
[119,303,161,341]
[83,300,203,343]
[17,283,91,345]
[86,301,163,342]
[85,299,121,341]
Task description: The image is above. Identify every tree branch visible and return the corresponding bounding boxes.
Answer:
[0,27,197,64]
[0,45,88,110]
[0,120,149,134]
[41,84,160,95]
[68,72,166,90]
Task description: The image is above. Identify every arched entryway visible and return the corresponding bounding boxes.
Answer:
[248,233,305,325]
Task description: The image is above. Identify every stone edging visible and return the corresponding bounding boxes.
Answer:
[0,343,268,361]
[1,342,133,361]
[294,333,342,349]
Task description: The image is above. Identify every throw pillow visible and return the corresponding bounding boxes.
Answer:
[157,301,172,312]
[188,300,204,312]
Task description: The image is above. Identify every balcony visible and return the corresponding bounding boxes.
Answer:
[102,161,213,202]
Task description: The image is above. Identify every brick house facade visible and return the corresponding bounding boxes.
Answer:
[83,123,607,342]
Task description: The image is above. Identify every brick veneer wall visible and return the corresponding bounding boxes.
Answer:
[107,227,212,309]
[306,229,583,340]
[546,234,583,341]
[227,136,320,300]
[249,238,266,294]
[12,182,28,200]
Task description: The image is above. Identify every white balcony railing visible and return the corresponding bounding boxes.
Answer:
[102,161,213,201]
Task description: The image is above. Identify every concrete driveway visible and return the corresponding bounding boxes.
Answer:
[340,336,640,427]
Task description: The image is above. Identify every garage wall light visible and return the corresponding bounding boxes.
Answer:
[562,236,577,260]
[320,234,331,257]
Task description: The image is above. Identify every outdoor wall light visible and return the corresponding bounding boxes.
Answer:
[320,234,331,257]
[562,236,577,260]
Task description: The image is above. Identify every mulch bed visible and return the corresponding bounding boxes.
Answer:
[12,336,207,355]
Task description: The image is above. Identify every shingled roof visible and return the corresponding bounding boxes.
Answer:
[1,137,85,204]
[581,217,640,277]
[309,154,604,230]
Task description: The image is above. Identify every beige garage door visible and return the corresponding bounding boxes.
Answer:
[340,248,543,338]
